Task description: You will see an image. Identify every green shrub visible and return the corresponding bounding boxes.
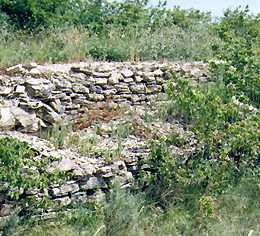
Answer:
[10,177,259,236]
[211,7,260,107]
[141,75,259,205]
[0,0,219,65]
[0,0,75,29]
[0,137,65,201]
[0,12,15,42]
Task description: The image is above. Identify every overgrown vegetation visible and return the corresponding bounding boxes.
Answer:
[0,1,259,235]
[4,179,260,236]
[0,137,68,209]
[0,0,219,65]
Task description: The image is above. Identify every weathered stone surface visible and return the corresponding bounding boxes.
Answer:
[0,107,39,132]
[95,65,112,73]
[121,69,134,78]
[115,83,131,94]
[103,89,117,96]
[25,78,54,98]
[12,108,39,132]
[72,84,89,94]
[146,84,162,93]
[71,192,88,203]
[1,61,208,122]
[59,159,77,171]
[71,66,92,75]
[51,181,79,197]
[0,204,12,217]
[93,77,108,85]
[0,61,207,218]
[35,103,61,124]
[23,62,38,70]
[29,68,42,76]
[123,77,134,83]
[6,64,26,75]
[80,177,107,190]
[80,163,96,175]
[54,196,72,206]
[130,84,146,94]
[15,85,26,95]
[0,87,13,96]
[93,72,111,78]
[88,93,105,101]
[153,69,164,76]
[108,72,123,85]
[0,108,15,130]
[143,75,156,83]
[49,99,62,113]
[134,76,143,83]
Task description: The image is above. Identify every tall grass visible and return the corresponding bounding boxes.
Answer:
[6,178,259,236]
[0,23,218,67]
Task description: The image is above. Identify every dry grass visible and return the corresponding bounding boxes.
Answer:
[75,100,123,130]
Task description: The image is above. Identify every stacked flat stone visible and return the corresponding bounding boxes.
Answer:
[0,61,208,132]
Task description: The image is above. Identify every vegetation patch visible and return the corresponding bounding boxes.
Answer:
[0,137,66,204]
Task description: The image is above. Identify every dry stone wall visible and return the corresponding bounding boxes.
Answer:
[0,61,207,222]
[0,61,208,132]
[0,131,134,221]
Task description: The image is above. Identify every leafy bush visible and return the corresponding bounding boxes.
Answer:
[0,12,15,42]
[0,0,220,65]
[0,137,65,201]
[141,75,259,206]
[0,0,75,29]
[211,7,260,107]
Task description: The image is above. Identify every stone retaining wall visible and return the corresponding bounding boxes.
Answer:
[0,61,207,132]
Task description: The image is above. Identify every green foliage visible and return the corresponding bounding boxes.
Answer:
[88,36,130,61]
[104,185,141,236]
[0,137,65,201]
[65,203,104,234]
[141,75,259,205]
[0,0,74,29]
[0,0,218,65]
[1,215,20,236]
[7,179,260,236]
[198,195,216,219]
[40,122,73,149]
[167,78,242,133]
[211,7,260,107]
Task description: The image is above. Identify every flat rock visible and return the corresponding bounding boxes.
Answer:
[121,69,134,78]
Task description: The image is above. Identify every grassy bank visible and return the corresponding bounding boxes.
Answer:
[0,1,227,66]
[0,25,218,67]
